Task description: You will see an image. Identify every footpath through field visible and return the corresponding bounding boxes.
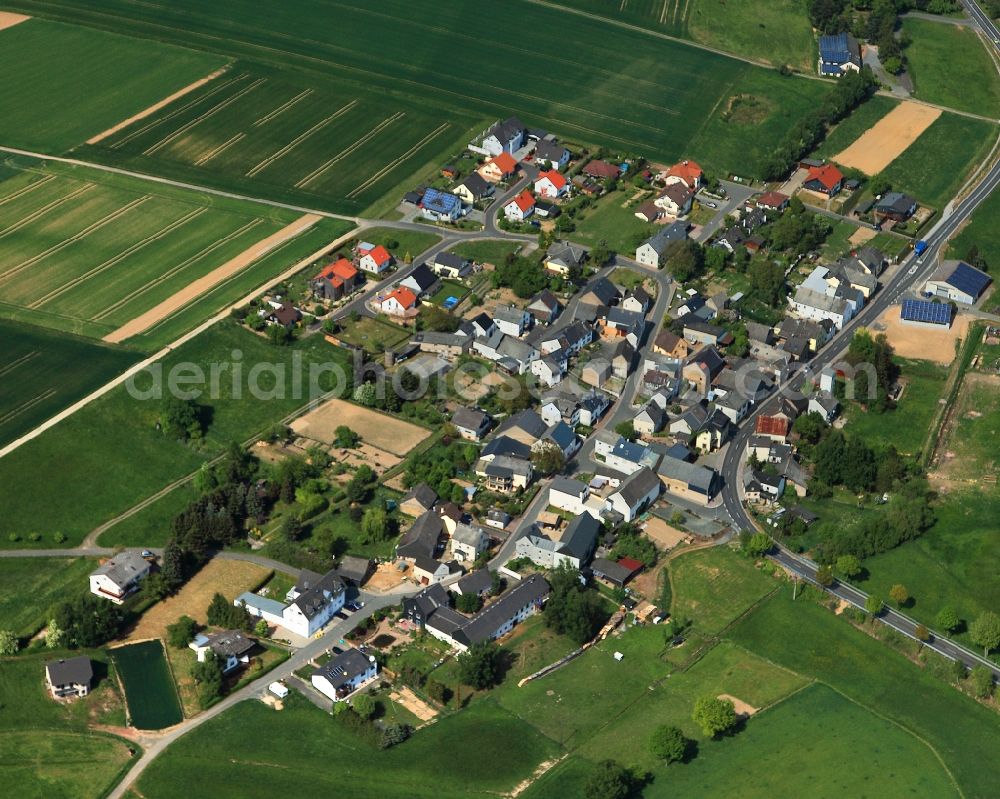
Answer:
[102,212,322,343]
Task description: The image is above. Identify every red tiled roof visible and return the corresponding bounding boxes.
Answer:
[755,415,790,437]
[806,164,843,191]
[583,159,619,179]
[490,152,517,173]
[536,169,567,190]
[617,557,644,573]
[385,287,417,309]
[316,257,358,281]
[367,245,391,266]
[666,160,702,185]
[757,191,789,208]
[510,190,535,213]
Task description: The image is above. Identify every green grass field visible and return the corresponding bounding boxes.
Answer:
[111,640,184,729]
[816,94,898,158]
[0,650,133,798]
[730,588,1000,799]
[902,17,1000,118]
[135,696,558,798]
[0,558,96,637]
[669,546,777,635]
[0,17,226,152]
[0,322,353,547]
[539,0,691,36]
[842,357,947,456]
[572,189,657,254]
[950,179,1000,266]
[879,112,997,208]
[334,316,412,354]
[0,319,139,447]
[451,239,524,264]
[0,160,319,340]
[15,0,838,196]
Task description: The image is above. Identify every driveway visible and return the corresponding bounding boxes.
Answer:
[694,179,756,243]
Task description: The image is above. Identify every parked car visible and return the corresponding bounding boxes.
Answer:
[346,600,365,611]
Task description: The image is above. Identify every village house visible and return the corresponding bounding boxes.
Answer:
[549,477,594,517]
[602,307,645,348]
[605,437,662,475]
[621,287,651,314]
[400,483,437,518]
[664,159,703,190]
[654,182,694,217]
[756,191,789,212]
[412,556,462,585]
[590,558,643,589]
[657,456,717,506]
[504,189,536,221]
[606,467,661,522]
[526,289,562,325]
[312,648,378,702]
[633,402,667,436]
[818,32,862,76]
[430,251,472,278]
[515,514,602,570]
[683,345,727,396]
[455,568,494,598]
[744,469,785,505]
[493,304,532,337]
[358,242,393,274]
[534,169,569,199]
[260,300,301,329]
[873,191,917,223]
[583,159,620,180]
[652,329,691,359]
[399,263,440,297]
[478,116,526,156]
[237,567,346,639]
[477,454,533,493]
[89,552,151,604]
[45,656,92,699]
[311,257,359,301]
[533,139,571,169]
[531,355,566,388]
[379,286,418,316]
[694,409,732,453]
[478,151,518,183]
[493,409,548,446]
[421,187,465,222]
[397,511,445,562]
[634,221,689,268]
[803,163,844,197]
[452,172,494,205]
[451,523,490,562]
[451,407,491,441]
[487,508,511,530]
[189,630,254,673]
[544,241,586,275]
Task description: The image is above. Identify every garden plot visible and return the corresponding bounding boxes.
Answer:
[290,398,430,456]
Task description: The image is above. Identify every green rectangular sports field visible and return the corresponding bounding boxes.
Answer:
[111,640,183,729]
[0,17,226,151]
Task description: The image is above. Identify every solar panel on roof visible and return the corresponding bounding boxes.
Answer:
[946,262,991,299]
[901,299,951,325]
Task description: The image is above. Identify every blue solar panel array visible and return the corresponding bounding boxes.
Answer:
[901,299,952,325]
[946,262,992,300]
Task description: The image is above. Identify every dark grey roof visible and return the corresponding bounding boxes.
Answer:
[486,116,525,144]
[496,409,547,440]
[46,656,92,687]
[582,277,620,306]
[406,263,438,293]
[657,457,716,493]
[397,510,444,559]
[590,557,633,585]
[551,477,587,496]
[405,582,450,620]
[458,172,492,199]
[335,555,372,584]
[456,568,494,596]
[453,574,550,647]
[544,421,577,452]
[615,467,661,507]
[425,605,469,637]
[313,648,374,690]
[481,435,532,460]
[559,514,602,562]
[874,191,916,215]
[402,483,438,510]
[640,221,689,255]
[535,139,568,161]
[686,345,726,376]
[434,251,469,270]
[91,551,149,586]
[204,630,254,658]
[290,568,345,619]
[452,407,490,432]
[528,289,561,312]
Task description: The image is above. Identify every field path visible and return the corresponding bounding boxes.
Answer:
[85,66,230,145]
[0,11,29,31]
[102,213,322,343]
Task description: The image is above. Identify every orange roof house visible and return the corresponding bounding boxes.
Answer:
[381,286,418,314]
[804,164,844,196]
[478,152,518,182]
[665,160,703,189]
[754,415,790,440]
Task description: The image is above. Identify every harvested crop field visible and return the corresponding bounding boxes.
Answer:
[870,307,975,365]
[290,398,430,456]
[127,558,272,641]
[833,101,941,175]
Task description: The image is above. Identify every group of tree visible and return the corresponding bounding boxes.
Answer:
[360,504,398,544]
[761,68,877,181]
[845,329,898,412]
[402,439,478,495]
[158,397,205,441]
[206,592,254,632]
[491,254,549,298]
[543,565,607,645]
[764,197,832,256]
[692,695,739,738]
[456,640,503,689]
[530,442,566,477]
[584,760,642,799]
[192,650,224,708]
[610,524,658,568]
[166,615,199,648]
[50,594,124,649]
[662,239,705,282]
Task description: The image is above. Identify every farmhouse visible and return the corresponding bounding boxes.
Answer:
[657,457,717,505]
[412,556,461,585]
[236,567,346,638]
[311,257,359,300]
[818,32,862,76]
[380,287,418,316]
[421,187,464,222]
[189,630,254,673]
[479,152,518,182]
[534,169,568,198]
[400,483,438,517]
[89,552,151,604]
[803,163,844,197]
[453,172,494,204]
[312,648,378,702]
[505,190,536,221]
[45,656,92,699]
[635,221,689,268]
[358,243,393,274]
[923,260,991,305]
[397,510,445,560]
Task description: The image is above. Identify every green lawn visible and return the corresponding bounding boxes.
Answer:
[902,17,1000,118]
[451,239,523,264]
[97,483,200,548]
[729,587,1000,799]
[111,640,183,729]
[135,695,558,799]
[820,218,864,258]
[0,18,226,151]
[0,322,352,546]
[359,227,442,263]
[842,357,948,456]
[949,181,1000,268]
[0,558,97,637]
[816,94,898,159]
[686,0,816,71]
[879,112,997,208]
[0,650,134,798]
[335,315,412,354]
[669,546,777,635]
[0,319,139,448]
[572,189,657,254]
[429,279,470,307]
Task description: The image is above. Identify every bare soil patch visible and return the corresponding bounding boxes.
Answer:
[86,67,229,144]
[0,11,30,31]
[388,685,438,722]
[126,559,271,641]
[103,213,322,343]
[849,226,878,246]
[328,441,402,476]
[290,398,429,456]
[833,101,941,174]
[718,693,759,717]
[366,561,409,592]
[870,307,974,365]
[643,517,692,550]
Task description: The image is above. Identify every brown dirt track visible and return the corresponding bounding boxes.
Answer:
[833,101,941,174]
[290,398,430,456]
[0,12,30,31]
